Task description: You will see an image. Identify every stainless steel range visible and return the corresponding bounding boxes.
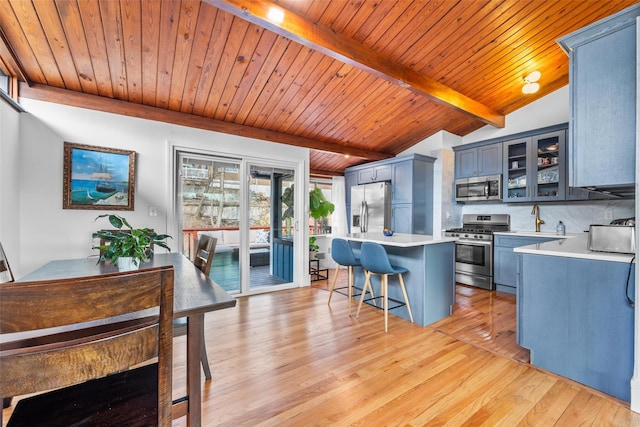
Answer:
[444,214,510,290]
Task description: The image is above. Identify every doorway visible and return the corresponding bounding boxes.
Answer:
[176,151,299,295]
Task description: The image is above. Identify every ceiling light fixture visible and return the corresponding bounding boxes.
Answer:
[267,7,285,24]
[522,71,541,94]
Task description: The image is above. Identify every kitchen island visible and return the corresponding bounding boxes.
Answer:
[514,235,635,401]
[343,233,456,327]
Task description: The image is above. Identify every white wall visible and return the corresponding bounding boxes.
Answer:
[13,98,309,280]
[0,100,21,273]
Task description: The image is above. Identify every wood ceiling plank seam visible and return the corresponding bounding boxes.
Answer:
[349,0,402,44]
[327,81,410,145]
[379,0,459,65]
[352,94,433,152]
[18,82,390,162]
[257,46,322,130]
[273,54,345,134]
[359,0,418,51]
[318,73,398,142]
[0,0,55,85]
[214,24,268,121]
[120,0,144,105]
[54,0,100,94]
[222,29,279,122]
[179,4,218,114]
[311,72,386,141]
[329,0,373,36]
[75,0,114,98]
[140,0,161,107]
[457,1,605,106]
[31,0,82,92]
[232,34,291,124]
[210,0,505,128]
[364,0,445,60]
[272,47,359,134]
[242,39,306,128]
[216,18,273,124]
[314,0,351,32]
[190,9,235,116]
[0,11,33,83]
[259,45,326,129]
[410,0,521,80]
[440,0,572,96]
[396,0,496,72]
[154,0,182,109]
[285,61,357,138]
[97,0,128,100]
[422,0,540,90]
[168,0,201,112]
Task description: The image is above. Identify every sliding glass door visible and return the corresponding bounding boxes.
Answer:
[178,153,241,293]
[177,151,298,295]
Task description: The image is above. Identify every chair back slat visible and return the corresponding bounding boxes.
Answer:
[0,266,174,426]
[194,235,217,276]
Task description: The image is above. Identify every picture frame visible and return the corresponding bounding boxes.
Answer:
[62,142,136,210]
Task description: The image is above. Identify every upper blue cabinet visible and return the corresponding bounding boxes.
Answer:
[454,143,503,179]
[557,4,639,194]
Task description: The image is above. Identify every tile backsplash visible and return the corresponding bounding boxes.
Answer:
[459,200,635,234]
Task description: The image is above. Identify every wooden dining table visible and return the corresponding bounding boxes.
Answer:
[14,252,236,427]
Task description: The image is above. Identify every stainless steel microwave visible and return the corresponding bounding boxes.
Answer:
[455,174,502,202]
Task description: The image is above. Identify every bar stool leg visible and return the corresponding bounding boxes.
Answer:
[347,265,353,315]
[398,273,414,323]
[383,274,389,333]
[327,265,342,305]
[356,270,374,318]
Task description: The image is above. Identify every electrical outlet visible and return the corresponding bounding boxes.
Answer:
[604,209,613,221]
[148,206,158,217]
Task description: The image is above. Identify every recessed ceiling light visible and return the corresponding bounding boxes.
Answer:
[267,7,285,24]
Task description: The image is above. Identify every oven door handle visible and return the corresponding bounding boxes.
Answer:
[455,239,492,246]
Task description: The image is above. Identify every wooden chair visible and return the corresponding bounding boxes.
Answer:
[0,266,175,426]
[173,234,217,380]
[0,241,14,284]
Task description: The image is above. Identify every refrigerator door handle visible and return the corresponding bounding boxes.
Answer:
[362,201,369,232]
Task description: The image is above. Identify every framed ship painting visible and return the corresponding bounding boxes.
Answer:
[62,142,136,210]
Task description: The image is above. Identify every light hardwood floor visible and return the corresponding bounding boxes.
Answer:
[171,270,640,426]
[4,270,640,426]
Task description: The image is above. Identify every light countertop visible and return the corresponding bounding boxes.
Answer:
[513,234,635,263]
[344,233,456,248]
[493,231,582,238]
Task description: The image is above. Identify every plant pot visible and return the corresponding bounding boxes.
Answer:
[116,257,139,271]
[309,250,318,260]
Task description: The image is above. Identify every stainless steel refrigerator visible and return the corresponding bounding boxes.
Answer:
[350,182,391,233]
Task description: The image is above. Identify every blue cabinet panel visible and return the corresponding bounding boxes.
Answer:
[519,254,635,401]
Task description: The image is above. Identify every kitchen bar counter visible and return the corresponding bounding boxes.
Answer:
[345,232,456,247]
[513,233,635,263]
[342,233,455,327]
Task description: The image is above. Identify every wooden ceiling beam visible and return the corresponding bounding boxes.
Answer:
[207,0,505,129]
[0,27,29,84]
[19,83,392,162]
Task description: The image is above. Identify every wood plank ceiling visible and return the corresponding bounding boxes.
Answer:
[0,0,637,176]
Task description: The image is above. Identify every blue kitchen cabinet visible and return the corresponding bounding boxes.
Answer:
[557,5,638,190]
[493,234,560,294]
[518,253,635,401]
[454,142,502,179]
[345,154,435,234]
[356,164,392,184]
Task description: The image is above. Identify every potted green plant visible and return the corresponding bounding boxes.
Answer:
[93,214,171,271]
[309,236,320,259]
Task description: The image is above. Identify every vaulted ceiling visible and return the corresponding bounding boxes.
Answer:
[0,0,637,176]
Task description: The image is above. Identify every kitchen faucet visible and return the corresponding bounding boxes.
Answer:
[531,204,544,232]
